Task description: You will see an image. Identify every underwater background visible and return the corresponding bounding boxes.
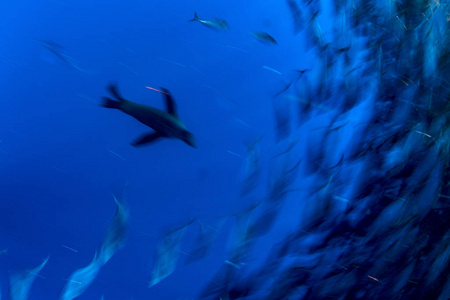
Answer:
[1,0,450,299]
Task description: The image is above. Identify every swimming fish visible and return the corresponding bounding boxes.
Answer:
[251,31,278,45]
[61,253,103,300]
[61,196,129,300]
[286,0,304,34]
[37,39,83,72]
[10,257,49,300]
[188,12,229,31]
[149,221,194,287]
[102,84,196,148]
[98,195,129,264]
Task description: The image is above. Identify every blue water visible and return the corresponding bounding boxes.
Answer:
[1,0,450,299]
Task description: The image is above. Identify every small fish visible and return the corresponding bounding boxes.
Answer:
[61,196,128,300]
[98,195,129,264]
[61,254,103,300]
[149,221,193,287]
[188,12,229,31]
[335,45,351,53]
[272,97,291,142]
[10,257,49,300]
[37,39,83,72]
[293,69,310,75]
[240,137,263,197]
[186,219,226,264]
[251,31,278,45]
[286,0,304,33]
[273,81,293,98]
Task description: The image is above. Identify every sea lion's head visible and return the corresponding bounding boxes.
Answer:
[181,131,196,148]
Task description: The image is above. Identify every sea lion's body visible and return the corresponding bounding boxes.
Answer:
[120,100,187,137]
[102,85,196,147]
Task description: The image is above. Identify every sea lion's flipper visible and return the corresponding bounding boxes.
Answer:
[108,84,125,102]
[160,87,177,116]
[101,97,122,109]
[131,132,163,147]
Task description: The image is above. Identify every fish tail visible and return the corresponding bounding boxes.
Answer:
[101,97,122,109]
[188,11,199,22]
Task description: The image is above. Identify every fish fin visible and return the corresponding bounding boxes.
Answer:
[131,132,163,147]
[272,81,293,98]
[188,11,199,22]
[108,83,125,102]
[101,97,122,109]
[160,87,177,115]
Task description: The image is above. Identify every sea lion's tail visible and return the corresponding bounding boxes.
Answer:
[101,97,122,109]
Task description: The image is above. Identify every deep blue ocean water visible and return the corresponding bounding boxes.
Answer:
[1,0,450,299]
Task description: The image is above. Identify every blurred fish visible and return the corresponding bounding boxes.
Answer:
[188,12,229,31]
[240,137,263,197]
[60,254,103,300]
[294,69,310,78]
[267,160,299,202]
[266,266,310,299]
[61,196,128,300]
[99,195,129,264]
[273,81,293,98]
[37,39,83,72]
[101,84,196,147]
[200,264,243,299]
[251,31,278,45]
[292,78,314,123]
[149,221,193,287]
[273,138,298,158]
[10,257,49,300]
[335,45,351,53]
[425,241,450,286]
[305,19,326,51]
[272,97,291,142]
[333,0,346,12]
[243,203,281,240]
[310,10,320,23]
[191,0,450,298]
[186,219,226,264]
[286,0,304,34]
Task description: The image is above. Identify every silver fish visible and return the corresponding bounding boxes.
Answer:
[60,253,103,300]
[188,12,229,31]
[10,257,49,300]
[251,31,278,45]
[37,39,83,72]
[61,196,129,300]
[99,195,129,264]
[149,221,193,287]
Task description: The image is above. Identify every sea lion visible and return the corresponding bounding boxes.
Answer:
[101,84,196,147]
